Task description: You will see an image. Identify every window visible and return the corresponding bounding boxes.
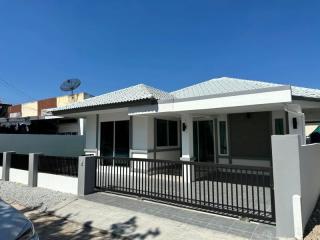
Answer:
[168,121,178,146]
[156,119,178,147]
[218,120,228,155]
[275,118,284,135]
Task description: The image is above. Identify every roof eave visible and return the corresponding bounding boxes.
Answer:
[51,98,158,116]
[292,96,320,103]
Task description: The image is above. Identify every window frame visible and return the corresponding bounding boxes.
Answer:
[156,118,179,148]
[217,116,229,156]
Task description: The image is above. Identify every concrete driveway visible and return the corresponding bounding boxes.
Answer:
[14,193,276,240]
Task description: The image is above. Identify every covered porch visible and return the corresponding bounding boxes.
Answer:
[130,107,302,168]
[128,85,312,167]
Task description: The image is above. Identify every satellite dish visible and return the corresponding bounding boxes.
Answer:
[60,79,81,95]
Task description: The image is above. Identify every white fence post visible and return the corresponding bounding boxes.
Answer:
[2,151,15,181]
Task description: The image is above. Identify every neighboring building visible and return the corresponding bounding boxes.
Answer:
[50,77,320,167]
[0,103,11,118]
[0,92,93,135]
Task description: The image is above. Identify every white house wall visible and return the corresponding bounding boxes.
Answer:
[132,116,154,150]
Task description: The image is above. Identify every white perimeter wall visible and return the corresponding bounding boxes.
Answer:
[9,168,28,185]
[272,135,320,239]
[0,134,84,157]
[38,172,78,195]
[299,143,320,229]
[0,166,2,179]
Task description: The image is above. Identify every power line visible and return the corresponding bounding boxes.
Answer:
[0,77,35,102]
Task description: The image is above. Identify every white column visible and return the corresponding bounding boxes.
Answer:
[180,113,194,161]
[130,116,154,159]
[180,114,195,183]
[286,104,306,144]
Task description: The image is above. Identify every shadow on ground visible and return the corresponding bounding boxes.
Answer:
[20,206,160,240]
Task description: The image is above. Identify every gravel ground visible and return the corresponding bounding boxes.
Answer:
[304,196,320,240]
[0,180,77,212]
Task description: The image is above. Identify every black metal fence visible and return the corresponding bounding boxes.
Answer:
[38,155,78,177]
[11,154,29,170]
[0,153,2,166]
[95,157,275,223]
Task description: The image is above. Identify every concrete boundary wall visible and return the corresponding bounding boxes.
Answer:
[9,168,29,185]
[2,152,79,195]
[38,173,78,195]
[272,135,320,239]
[0,134,85,157]
[0,166,2,179]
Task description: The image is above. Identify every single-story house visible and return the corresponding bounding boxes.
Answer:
[50,77,320,167]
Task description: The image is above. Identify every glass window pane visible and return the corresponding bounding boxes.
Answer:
[100,122,114,157]
[157,119,168,146]
[219,121,228,155]
[168,121,178,146]
[275,118,284,135]
[115,120,129,157]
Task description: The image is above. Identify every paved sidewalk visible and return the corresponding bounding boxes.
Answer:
[50,192,276,240]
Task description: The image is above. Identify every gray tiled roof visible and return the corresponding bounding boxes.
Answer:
[171,77,282,99]
[171,77,320,100]
[291,86,320,99]
[51,84,173,112]
[51,77,320,113]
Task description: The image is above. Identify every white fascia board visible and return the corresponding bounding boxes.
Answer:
[129,86,292,115]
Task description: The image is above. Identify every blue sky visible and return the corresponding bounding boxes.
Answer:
[0,1,319,104]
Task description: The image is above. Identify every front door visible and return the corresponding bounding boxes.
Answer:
[100,120,129,157]
[193,120,215,162]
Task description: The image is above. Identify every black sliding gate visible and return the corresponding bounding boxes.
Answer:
[95,157,275,224]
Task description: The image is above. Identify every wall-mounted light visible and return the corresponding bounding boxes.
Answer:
[182,122,187,131]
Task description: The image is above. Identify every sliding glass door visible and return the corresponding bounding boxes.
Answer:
[100,120,129,158]
[193,120,215,162]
